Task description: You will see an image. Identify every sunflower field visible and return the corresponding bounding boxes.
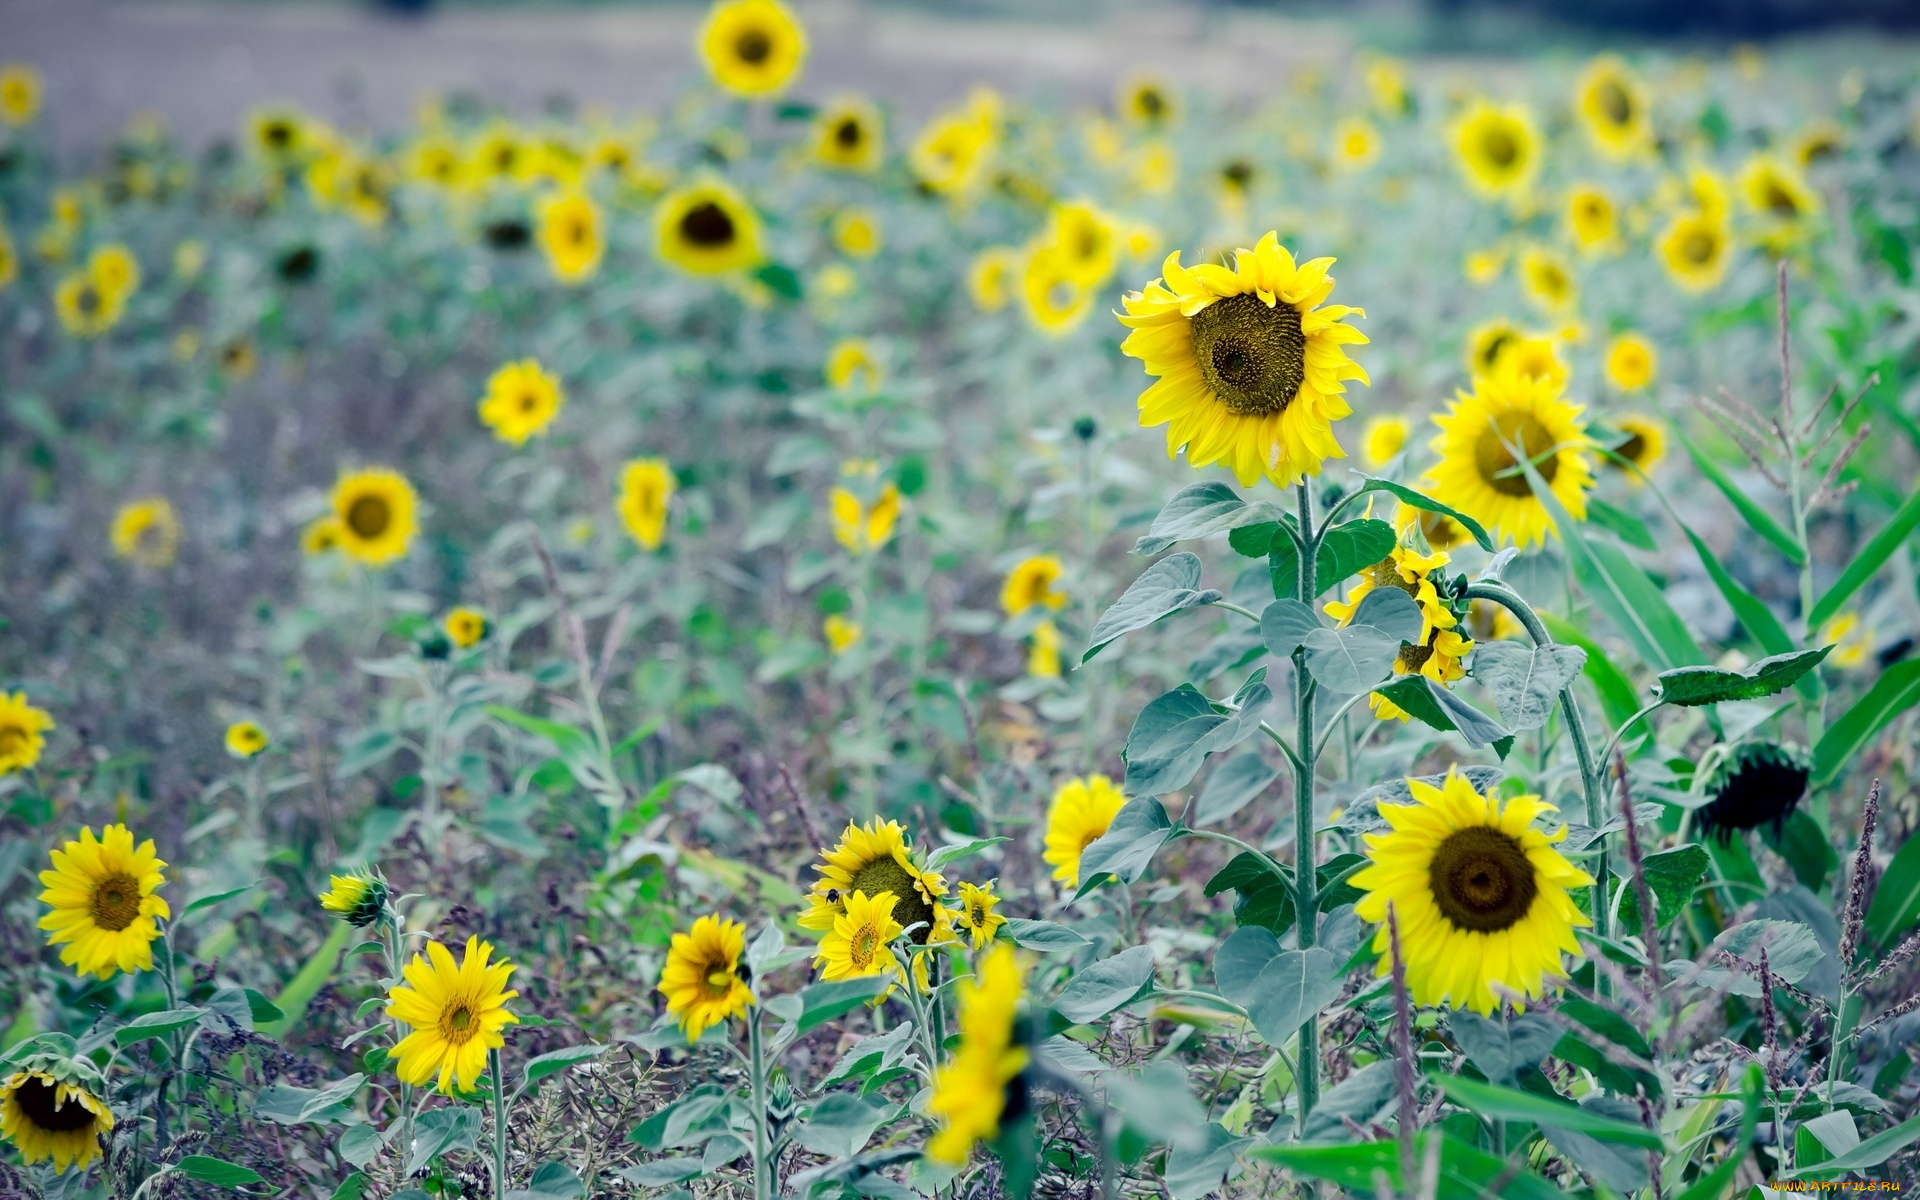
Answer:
[5,3,1920,1197]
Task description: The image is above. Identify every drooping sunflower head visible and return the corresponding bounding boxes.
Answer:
[814,95,884,172]
[659,913,756,1040]
[109,496,181,568]
[1362,415,1411,467]
[1118,75,1176,128]
[1739,154,1821,225]
[1325,543,1459,642]
[329,467,418,567]
[318,871,389,927]
[1575,56,1649,159]
[1428,369,1593,549]
[655,179,762,276]
[800,818,949,945]
[0,63,43,127]
[1351,767,1593,1014]
[831,207,882,259]
[1118,232,1370,488]
[1604,333,1657,393]
[1,1063,114,1172]
[1464,319,1522,379]
[1453,100,1539,198]
[1565,186,1617,251]
[1605,414,1667,479]
[826,338,883,391]
[699,0,807,98]
[36,824,171,979]
[813,889,906,981]
[0,692,54,776]
[927,944,1030,1165]
[385,935,520,1095]
[537,191,604,285]
[1697,742,1811,843]
[1659,210,1730,293]
[617,457,677,551]
[1043,775,1128,888]
[444,607,490,650]
[478,358,565,447]
[224,721,269,759]
[968,246,1019,312]
[1001,555,1068,616]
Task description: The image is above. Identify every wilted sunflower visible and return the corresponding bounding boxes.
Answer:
[444,607,489,649]
[1428,369,1593,549]
[0,691,53,775]
[814,890,905,981]
[224,721,268,759]
[109,496,181,568]
[1604,333,1657,393]
[0,63,43,126]
[909,89,999,197]
[1696,742,1811,842]
[37,824,171,979]
[1352,769,1592,1014]
[478,358,565,447]
[1043,775,1127,888]
[824,615,861,655]
[329,468,418,566]
[1001,555,1068,615]
[1605,414,1667,478]
[1020,243,1093,336]
[319,871,389,927]
[1518,248,1576,315]
[830,483,901,555]
[1565,186,1618,252]
[826,338,882,391]
[1658,210,1730,292]
[813,95,883,172]
[831,207,881,259]
[1362,415,1411,467]
[968,246,1019,312]
[54,271,124,337]
[1,1067,114,1172]
[386,936,519,1095]
[954,881,1007,951]
[1118,75,1176,128]
[659,914,756,1040]
[700,0,807,97]
[616,457,677,551]
[799,818,951,945]
[1574,56,1650,159]
[927,945,1029,1164]
[1118,233,1369,488]
[536,191,604,284]
[1453,100,1539,198]
[655,179,761,275]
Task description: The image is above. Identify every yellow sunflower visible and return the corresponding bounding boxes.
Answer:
[927,944,1028,1164]
[109,496,181,568]
[1607,414,1667,478]
[814,890,906,981]
[968,247,1019,312]
[1659,210,1731,292]
[407,135,466,188]
[1453,100,1539,198]
[318,871,388,927]
[54,271,124,338]
[1021,242,1094,337]
[826,338,882,391]
[1001,555,1068,615]
[824,615,862,655]
[468,123,532,185]
[1518,248,1576,315]
[301,517,343,556]
[699,0,807,98]
[1118,75,1176,128]
[88,243,140,302]
[799,818,951,945]
[1047,200,1118,286]
[814,95,884,172]
[0,225,18,291]
[1428,369,1593,549]
[1819,612,1872,670]
[1043,775,1128,888]
[1118,232,1370,488]
[329,468,418,566]
[1574,56,1650,159]
[1362,415,1411,467]
[831,207,882,259]
[954,881,1007,952]
[1324,544,1475,722]
[1565,186,1618,252]
[537,191,604,284]
[617,457,677,551]
[478,358,565,447]
[386,936,519,1094]
[655,179,761,276]
[0,692,54,775]
[1604,333,1657,393]
[659,914,756,1041]
[909,89,1000,197]
[224,721,268,759]
[1351,768,1593,1014]
[445,607,490,649]
[1334,118,1380,170]
[1739,153,1821,227]
[1,1070,113,1172]
[1793,121,1844,169]
[1494,334,1568,392]
[1463,319,1522,378]
[829,483,901,555]
[0,64,43,127]
[249,108,313,162]
[37,824,171,979]
[1028,619,1062,678]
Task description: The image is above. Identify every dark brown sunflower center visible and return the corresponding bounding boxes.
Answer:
[1137,89,1165,118]
[851,926,878,967]
[1617,432,1646,463]
[1397,636,1435,673]
[264,122,293,149]
[1683,230,1717,265]
[1429,825,1537,933]
[849,858,934,944]
[1368,559,1419,598]
[835,118,863,149]
[520,391,539,412]
[1474,412,1559,498]
[13,1077,100,1133]
[90,872,142,932]
[346,495,391,539]
[1597,80,1632,126]
[735,28,772,65]
[680,202,736,248]
[1222,160,1252,188]
[1764,183,1799,216]
[1189,292,1307,418]
[1480,128,1518,169]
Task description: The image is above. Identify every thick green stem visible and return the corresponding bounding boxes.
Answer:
[489,1047,509,1200]
[749,1011,773,1200]
[1291,482,1320,1123]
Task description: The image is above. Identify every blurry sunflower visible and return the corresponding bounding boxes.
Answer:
[813,95,883,172]
[954,881,1007,951]
[1217,158,1254,211]
[1604,333,1657,393]
[249,107,310,162]
[1027,620,1061,679]
[54,271,124,338]
[1658,210,1730,292]
[826,338,882,391]
[1696,741,1810,842]
[814,890,905,981]
[799,818,950,945]
[0,692,54,775]
[1467,598,1523,642]
[407,136,466,188]
[1818,612,1872,670]
[1574,56,1650,159]
[831,208,881,259]
[88,243,140,302]
[659,914,756,1040]
[1,1067,113,1172]
[478,359,565,447]
[1428,369,1593,548]
[1352,768,1592,1014]
[1364,56,1410,116]
[0,63,42,126]
[1047,200,1117,286]
[37,824,170,979]
[0,226,18,291]
[655,179,761,275]
[829,483,900,554]
[1133,140,1178,194]
[1118,75,1176,128]
[1362,415,1411,467]
[1453,100,1539,198]
[1118,232,1369,488]
[444,607,490,649]
[318,871,388,927]
[1001,555,1068,615]
[224,721,268,759]
[301,518,343,556]
[1334,118,1380,170]
[1565,186,1618,253]
[1518,248,1576,315]
[1020,243,1093,336]
[469,124,532,184]
[329,468,418,566]
[1605,414,1667,478]
[967,246,1019,312]
[699,0,807,98]
[823,615,861,655]
[109,496,181,568]
[909,89,1000,197]
[385,936,519,1094]
[537,190,604,284]
[1739,153,1821,243]
[1397,500,1468,555]
[1793,121,1844,169]
[927,945,1029,1164]
[617,458,677,551]
[1494,334,1568,391]
[1043,775,1127,888]
[1464,319,1521,378]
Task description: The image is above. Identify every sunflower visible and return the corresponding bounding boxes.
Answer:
[928,944,1028,1164]
[968,247,1018,312]
[1326,545,1474,721]
[1001,555,1068,615]
[826,338,882,391]
[1,1070,113,1172]
[824,615,862,655]
[1739,154,1820,227]
[1118,233,1370,488]
[1352,768,1592,1014]
[1493,334,1568,392]
[617,458,677,551]
[1133,140,1177,195]
[1793,121,1844,169]
[445,607,490,649]
[1819,612,1872,670]
[1607,415,1666,480]
[249,108,312,162]
[700,0,806,97]
[37,824,171,979]
[0,692,53,776]
[814,890,906,982]
[0,64,42,126]
[88,243,140,302]
[1118,75,1176,128]
[831,208,881,259]
[799,818,951,945]
[1020,243,1094,336]
[478,359,565,447]
[1696,742,1811,843]
[1047,201,1118,286]
[319,871,388,927]
[328,468,418,566]
[301,518,343,556]
[1365,57,1410,116]
[110,497,181,568]
[954,881,1007,951]
[829,484,901,555]
[1428,369,1593,549]
[1453,100,1539,198]
[537,191,604,284]
[1565,186,1618,252]
[1027,620,1061,679]
[1334,118,1380,170]
[1043,775,1127,888]
[1574,56,1650,159]
[225,721,268,759]
[1604,333,1656,393]
[1518,248,1576,315]
[386,936,519,1094]
[909,89,999,197]
[54,271,124,337]
[655,179,761,276]
[1464,320,1522,378]
[1362,416,1411,467]
[469,124,532,184]
[0,225,18,291]
[658,914,756,1041]
[813,94,883,172]
[407,136,466,188]
[1658,210,1730,292]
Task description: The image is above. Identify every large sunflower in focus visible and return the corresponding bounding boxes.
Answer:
[386,936,519,1095]
[799,819,952,946]
[699,0,807,98]
[37,824,171,979]
[1118,232,1369,488]
[1453,101,1539,198]
[1351,768,1592,1014]
[1428,370,1592,549]
[329,468,418,566]
[656,179,761,276]
[1574,56,1650,159]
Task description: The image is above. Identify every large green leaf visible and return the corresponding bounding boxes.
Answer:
[1122,681,1271,796]
[1678,527,1796,656]
[1351,474,1496,550]
[1083,553,1222,663]
[1586,497,1657,550]
[115,1007,209,1047]
[1255,1132,1567,1200]
[1133,482,1283,556]
[1813,660,1920,787]
[1790,1113,1920,1178]
[1653,647,1830,706]
[1073,796,1175,898]
[1054,946,1157,1023]
[1865,823,1920,946]
[1472,641,1586,732]
[1269,518,1396,598]
[1616,843,1709,930]
[1674,1065,1762,1200]
[1808,479,1920,629]
[176,1157,266,1189]
[1437,1076,1663,1148]
[1538,614,1643,733]
[1679,432,1806,565]
[1371,675,1512,750]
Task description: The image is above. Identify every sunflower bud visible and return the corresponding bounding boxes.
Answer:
[318,872,389,928]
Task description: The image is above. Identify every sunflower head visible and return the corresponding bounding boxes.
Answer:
[1739,154,1821,225]
[1697,742,1811,843]
[814,95,883,172]
[386,936,520,1095]
[700,0,807,98]
[831,207,882,259]
[1001,555,1068,615]
[1047,200,1118,287]
[0,63,43,127]
[1043,775,1128,888]
[1518,248,1576,315]
[1428,369,1593,549]
[1819,612,1872,670]
[302,517,343,556]
[656,179,762,276]
[1604,334,1657,393]
[927,944,1029,1164]
[826,338,882,391]
[109,496,182,568]
[955,881,1008,951]
[88,243,140,301]
[319,871,389,927]
[1334,118,1380,169]
[224,721,269,759]
[1,1051,114,1173]
[1566,186,1618,251]
[1362,416,1411,467]
[829,483,901,555]
[618,457,677,550]
[54,271,125,338]
[0,691,53,776]
[537,191,604,284]
[249,107,309,160]
[1397,498,1467,555]
[1606,414,1667,479]
[1454,100,1539,198]
[1019,242,1093,337]
[479,359,565,447]
[37,824,171,979]
[909,89,1000,196]
[444,607,490,649]
[660,914,756,1040]
[1659,210,1730,293]
[800,818,949,945]
[1575,56,1649,158]
[1119,75,1176,128]
[328,468,418,567]
[813,890,906,981]
[823,615,862,655]
[968,247,1020,312]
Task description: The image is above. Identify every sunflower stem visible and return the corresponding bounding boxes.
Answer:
[1292,481,1321,1124]
[489,1047,510,1199]
[748,1008,773,1200]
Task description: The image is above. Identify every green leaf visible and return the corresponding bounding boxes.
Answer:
[1073,796,1175,898]
[1558,996,1654,1060]
[1351,475,1496,550]
[263,920,355,1040]
[1654,647,1830,706]
[1164,1122,1251,1200]
[1256,1131,1567,1200]
[182,883,258,920]
[1472,641,1586,731]
[1538,614,1643,733]
[334,728,401,778]
[618,1159,703,1188]
[1447,1011,1561,1083]
[407,1107,481,1174]
[1676,1065,1763,1200]
[1866,822,1920,946]
[510,1161,586,1200]
[115,1006,209,1047]
[1679,433,1806,565]
[1193,753,1278,825]
[338,1125,384,1169]
[1437,1076,1663,1148]
[176,1156,266,1188]
[1237,945,1342,1047]
[1809,480,1920,629]
[791,976,894,1036]
[1122,682,1271,796]
[791,1092,895,1159]
[1054,946,1157,1023]
[1001,918,1090,952]
[521,1044,605,1089]
[1678,527,1795,656]
[244,989,285,1025]
[485,706,605,787]
[1616,843,1709,930]
[1586,497,1657,550]
[1258,598,1319,659]
[330,1172,369,1200]
[1371,675,1512,749]
[1133,482,1283,556]
[1790,1113,1920,1178]
[1083,553,1223,663]
[752,261,802,300]
[1269,519,1398,598]
[1760,809,1839,892]
[925,836,1008,870]
[1813,660,1920,787]
[1206,854,1295,935]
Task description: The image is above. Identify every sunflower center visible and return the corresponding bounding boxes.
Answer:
[12,1077,100,1134]
[849,858,934,943]
[1138,89,1165,118]
[1764,183,1798,216]
[1222,160,1252,188]
[440,1002,479,1044]
[969,903,986,925]
[680,202,736,249]
[520,390,539,412]
[90,872,142,932]
[850,925,879,968]
[77,284,100,316]
[1429,825,1538,933]
[1683,230,1716,265]
[1474,412,1558,498]
[735,28,772,65]
[703,965,736,998]
[1617,432,1646,463]
[1189,292,1307,418]
[1480,128,1518,169]
[1397,637,1435,673]
[1597,80,1632,126]
[346,495,391,539]
[1368,559,1419,599]
[835,118,862,149]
